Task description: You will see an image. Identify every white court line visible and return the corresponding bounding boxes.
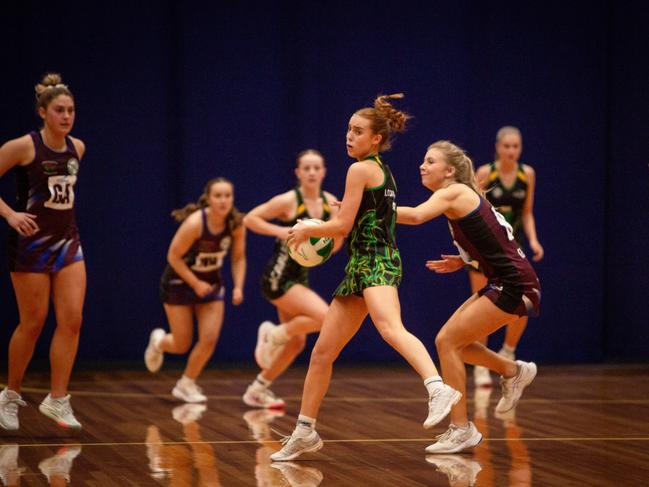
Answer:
[2,384,649,404]
[11,436,649,449]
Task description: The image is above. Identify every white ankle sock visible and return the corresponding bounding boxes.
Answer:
[253,373,272,390]
[424,376,444,395]
[295,414,316,436]
[179,375,195,387]
[502,344,516,354]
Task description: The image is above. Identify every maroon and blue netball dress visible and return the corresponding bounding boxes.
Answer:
[448,189,541,317]
[8,131,83,273]
[160,209,232,305]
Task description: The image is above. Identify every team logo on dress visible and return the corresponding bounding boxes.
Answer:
[491,187,503,199]
[67,158,79,175]
[42,160,58,175]
[512,189,526,199]
[220,236,232,250]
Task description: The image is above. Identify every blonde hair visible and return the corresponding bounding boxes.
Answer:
[428,140,483,195]
[34,73,73,112]
[496,125,522,144]
[354,93,411,151]
[171,177,244,231]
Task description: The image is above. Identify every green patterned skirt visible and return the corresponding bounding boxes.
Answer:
[333,246,402,297]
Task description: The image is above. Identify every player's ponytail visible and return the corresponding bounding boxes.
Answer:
[355,93,411,152]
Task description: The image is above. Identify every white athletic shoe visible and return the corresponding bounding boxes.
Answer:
[172,403,207,425]
[426,454,482,486]
[243,409,285,441]
[424,384,462,429]
[39,394,82,429]
[270,430,323,462]
[243,384,286,409]
[0,444,24,486]
[495,361,537,414]
[145,328,166,373]
[498,347,516,361]
[271,461,324,486]
[172,380,207,403]
[425,422,483,454]
[255,321,275,369]
[38,446,82,483]
[473,365,493,387]
[0,389,26,431]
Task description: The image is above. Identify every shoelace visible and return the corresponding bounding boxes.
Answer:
[434,424,459,442]
[3,397,26,417]
[51,398,73,417]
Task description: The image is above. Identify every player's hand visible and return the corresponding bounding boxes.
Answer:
[425,255,465,273]
[529,240,544,262]
[7,211,39,236]
[232,287,243,306]
[287,221,308,250]
[277,227,291,241]
[192,280,215,298]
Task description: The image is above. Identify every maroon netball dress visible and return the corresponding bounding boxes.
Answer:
[8,131,83,273]
[448,189,541,317]
[160,208,232,305]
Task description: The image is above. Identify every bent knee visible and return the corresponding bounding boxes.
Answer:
[435,326,463,351]
[375,322,405,347]
[196,336,218,351]
[17,320,47,341]
[309,345,337,368]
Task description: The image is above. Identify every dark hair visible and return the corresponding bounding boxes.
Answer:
[171,177,244,231]
[295,149,325,168]
[35,73,74,113]
[354,93,411,151]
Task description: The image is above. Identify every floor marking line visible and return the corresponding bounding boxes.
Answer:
[10,437,649,448]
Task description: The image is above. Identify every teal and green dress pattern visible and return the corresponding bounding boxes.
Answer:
[260,187,331,301]
[334,155,402,296]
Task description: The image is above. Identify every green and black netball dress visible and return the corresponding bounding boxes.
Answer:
[260,188,331,301]
[334,154,401,296]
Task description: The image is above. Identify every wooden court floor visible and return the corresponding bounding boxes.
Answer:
[1,364,648,486]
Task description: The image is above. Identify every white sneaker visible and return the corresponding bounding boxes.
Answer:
[0,444,24,486]
[39,394,82,429]
[271,461,324,486]
[38,446,82,483]
[424,384,462,429]
[172,380,207,403]
[425,422,483,454]
[426,454,482,486]
[473,365,493,387]
[255,321,275,369]
[172,403,207,424]
[243,384,286,409]
[270,430,323,461]
[495,361,537,414]
[243,409,285,441]
[145,328,166,373]
[0,389,26,431]
[498,347,516,361]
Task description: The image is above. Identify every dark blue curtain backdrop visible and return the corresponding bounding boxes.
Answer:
[1,1,647,365]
